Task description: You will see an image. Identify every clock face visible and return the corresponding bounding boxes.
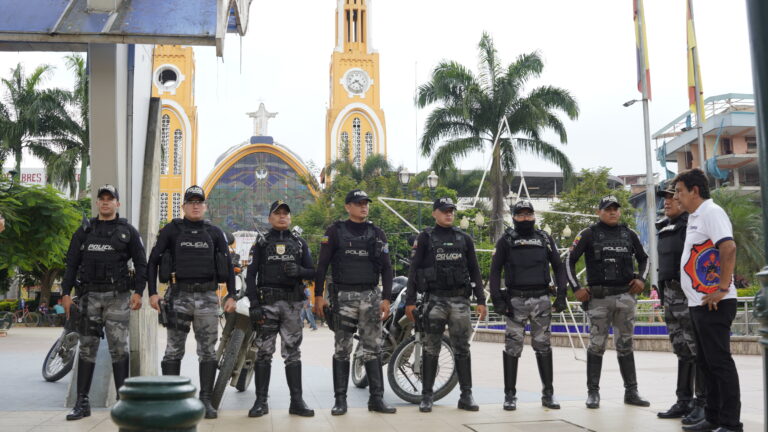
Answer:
[344,69,370,94]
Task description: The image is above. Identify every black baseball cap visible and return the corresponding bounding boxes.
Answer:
[433,197,457,211]
[656,181,676,198]
[511,200,534,214]
[97,184,119,200]
[184,185,205,202]
[598,195,621,210]
[269,200,291,215]
[345,189,372,204]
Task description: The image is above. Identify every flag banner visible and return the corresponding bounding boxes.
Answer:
[687,0,705,117]
[634,0,651,100]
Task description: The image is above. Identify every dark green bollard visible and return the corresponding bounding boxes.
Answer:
[111,376,204,432]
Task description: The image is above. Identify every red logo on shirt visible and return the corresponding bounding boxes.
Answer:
[683,240,721,294]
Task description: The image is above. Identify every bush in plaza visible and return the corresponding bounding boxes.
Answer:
[0,300,19,311]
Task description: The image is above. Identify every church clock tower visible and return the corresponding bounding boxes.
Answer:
[325,0,387,169]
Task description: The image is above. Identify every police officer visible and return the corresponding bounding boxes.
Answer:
[147,185,236,419]
[655,182,706,423]
[245,200,315,418]
[566,195,650,409]
[313,189,396,415]
[404,197,487,413]
[61,185,147,421]
[489,200,568,411]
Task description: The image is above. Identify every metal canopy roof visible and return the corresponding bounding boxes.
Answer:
[0,0,251,56]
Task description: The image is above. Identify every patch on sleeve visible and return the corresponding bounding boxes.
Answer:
[571,234,581,248]
[321,236,329,244]
[381,243,389,254]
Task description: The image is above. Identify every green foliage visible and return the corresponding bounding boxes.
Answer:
[710,188,764,280]
[0,300,19,311]
[736,284,760,298]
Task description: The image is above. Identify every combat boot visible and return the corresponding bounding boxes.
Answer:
[248,361,270,417]
[585,352,602,409]
[286,362,314,417]
[160,359,181,376]
[658,360,694,418]
[419,353,438,412]
[365,357,397,413]
[66,359,95,420]
[331,358,349,416]
[618,353,650,407]
[199,360,218,419]
[683,364,707,425]
[112,356,130,400]
[456,354,479,411]
[502,351,518,411]
[536,351,560,409]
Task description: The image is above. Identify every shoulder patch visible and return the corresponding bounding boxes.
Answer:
[381,243,389,254]
[321,235,329,244]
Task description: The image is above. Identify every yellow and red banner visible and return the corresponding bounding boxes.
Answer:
[687,0,705,116]
[634,0,651,100]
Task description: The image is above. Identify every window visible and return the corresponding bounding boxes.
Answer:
[746,136,757,154]
[173,129,183,175]
[352,118,361,168]
[721,138,732,155]
[172,193,181,219]
[365,132,373,157]
[685,151,693,169]
[339,132,349,158]
[160,193,168,222]
[161,114,170,175]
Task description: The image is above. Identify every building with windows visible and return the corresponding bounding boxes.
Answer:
[151,45,199,224]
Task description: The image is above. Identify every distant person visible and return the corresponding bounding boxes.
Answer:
[300,287,317,330]
[0,213,5,233]
[649,285,661,323]
[53,299,65,315]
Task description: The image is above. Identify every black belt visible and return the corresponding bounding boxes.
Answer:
[660,279,681,290]
[334,283,376,292]
[429,287,467,298]
[260,287,302,303]
[589,285,630,299]
[507,288,549,298]
[81,283,129,293]
[176,282,217,292]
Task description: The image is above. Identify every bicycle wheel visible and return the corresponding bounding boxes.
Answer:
[42,330,79,382]
[351,341,368,388]
[24,312,41,327]
[386,335,458,404]
[212,328,244,410]
[0,312,13,329]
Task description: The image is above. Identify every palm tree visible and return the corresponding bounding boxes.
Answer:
[0,64,71,180]
[711,188,764,279]
[325,143,392,187]
[416,32,579,240]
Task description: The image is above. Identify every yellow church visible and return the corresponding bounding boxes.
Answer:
[325,0,387,169]
[150,45,199,223]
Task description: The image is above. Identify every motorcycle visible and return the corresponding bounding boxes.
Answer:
[350,276,458,404]
[42,297,80,382]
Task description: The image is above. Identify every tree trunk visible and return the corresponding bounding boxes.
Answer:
[78,154,89,199]
[14,150,22,181]
[490,138,506,242]
[38,268,60,306]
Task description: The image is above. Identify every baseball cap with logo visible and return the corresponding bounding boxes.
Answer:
[97,184,119,201]
[184,185,206,203]
[511,200,534,214]
[269,200,291,215]
[655,181,676,198]
[345,189,372,204]
[433,197,457,211]
[598,195,621,210]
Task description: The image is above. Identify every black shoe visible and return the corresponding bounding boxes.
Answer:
[455,355,479,411]
[331,358,349,416]
[657,400,693,419]
[248,361,270,418]
[66,359,95,421]
[682,401,706,425]
[712,427,743,432]
[617,353,650,407]
[585,352,602,409]
[112,356,130,400]
[419,353,438,413]
[199,360,218,419]
[682,419,718,432]
[365,358,396,413]
[536,352,560,409]
[160,359,181,376]
[286,362,314,417]
[659,360,695,418]
[502,351,518,411]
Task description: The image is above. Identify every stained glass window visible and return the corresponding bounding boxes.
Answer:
[339,132,349,159]
[172,193,181,219]
[173,129,183,175]
[159,193,168,222]
[161,115,170,175]
[352,118,361,168]
[365,132,373,157]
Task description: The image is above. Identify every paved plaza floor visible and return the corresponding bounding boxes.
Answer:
[0,326,764,431]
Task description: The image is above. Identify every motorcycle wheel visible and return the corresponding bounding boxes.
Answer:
[212,328,244,409]
[42,330,78,382]
[387,335,457,404]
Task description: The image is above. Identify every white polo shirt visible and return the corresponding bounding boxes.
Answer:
[680,199,736,307]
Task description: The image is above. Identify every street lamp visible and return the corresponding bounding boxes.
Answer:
[474,212,485,243]
[562,225,572,238]
[427,170,439,198]
[623,99,640,107]
[1,170,17,193]
[398,169,422,229]
[542,224,552,235]
[459,216,469,230]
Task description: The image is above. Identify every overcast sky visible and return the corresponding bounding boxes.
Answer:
[0,0,755,184]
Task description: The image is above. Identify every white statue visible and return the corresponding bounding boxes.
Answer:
[247,103,278,137]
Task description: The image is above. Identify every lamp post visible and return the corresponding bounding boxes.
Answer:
[474,212,485,243]
[427,170,439,199]
[398,169,422,229]
[1,170,17,193]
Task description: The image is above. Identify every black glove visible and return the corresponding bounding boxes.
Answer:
[552,296,567,313]
[249,306,264,329]
[492,298,507,316]
[284,262,300,277]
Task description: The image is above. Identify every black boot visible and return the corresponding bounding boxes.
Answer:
[536,351,560,409]
[585,352,602,409]
[658,360,694,418]
[66,359,95,420]
[419,353,438,413]
[456,355,479,411]
[502,351,518,411]
[112,356,130,401]
[199,361,218,419]
[248,361,271,417]
[331,358,349,416]
[286,362,314,417]
[365,358,397,413]
[618,353,650,407]
[161,359,181,376]
[683,364,707,425]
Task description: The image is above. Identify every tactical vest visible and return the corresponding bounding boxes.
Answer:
[503,228,551,287]
[331,221,381,287]
[657,214,688,282]
[171,219,216,281]
[422,227,470,292]
[258,231,303,289]
[78,218,131,285]
[586,223,635,286]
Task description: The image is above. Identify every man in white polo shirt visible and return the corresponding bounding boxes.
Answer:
[674,169,742,432]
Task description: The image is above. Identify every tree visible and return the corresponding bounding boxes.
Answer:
[711,188,764,280]
[416,32,579,241]
[0,182,80,303]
